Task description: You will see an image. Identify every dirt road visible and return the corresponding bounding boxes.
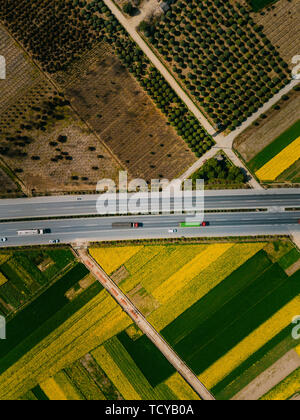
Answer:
[76,248,215,401]
[232,349,300,401]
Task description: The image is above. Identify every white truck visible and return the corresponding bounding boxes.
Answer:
[17,229,46,236]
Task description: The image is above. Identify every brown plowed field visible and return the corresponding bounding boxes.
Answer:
[59,44,196,182]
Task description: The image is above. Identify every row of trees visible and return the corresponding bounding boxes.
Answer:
[140,0,290,131]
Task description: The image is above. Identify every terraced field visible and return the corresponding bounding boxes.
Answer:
[90,240,300,396]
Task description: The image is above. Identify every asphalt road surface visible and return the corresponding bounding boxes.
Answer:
[0,211,299,247]
[0,189,299,220]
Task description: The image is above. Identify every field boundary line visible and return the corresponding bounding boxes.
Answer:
[76,247,216,400]
[0,24,126,180]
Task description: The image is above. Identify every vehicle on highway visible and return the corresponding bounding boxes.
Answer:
[0,237,7,242]
[49,239,60,244]
[112,222,142,229]
[17,229,47,236]
[168,229,178,233]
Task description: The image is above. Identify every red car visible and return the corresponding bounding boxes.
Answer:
[133,223,143,228]
[201,221,208,227]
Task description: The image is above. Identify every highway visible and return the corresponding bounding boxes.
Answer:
[0,211,299,247]
[0,189,299,220]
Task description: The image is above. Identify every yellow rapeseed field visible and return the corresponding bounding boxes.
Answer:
[0,272,7,287]
[261,367,300,400]
[53,371,84,400]
[153,244,233,304]
[256,136,300,181]
[165,373,200,400]
[92,346,141,400]
[125,246,162,276]
[0,290,131,400]
[199,295,300,390]
[89,246,143,275]
[40,378,67,401]
[0,254,10,265]
[295,345,300,357]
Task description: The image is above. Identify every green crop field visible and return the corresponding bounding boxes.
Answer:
[117,332,175,388]
[249,0,279,12]
[0,263,99,374]
[30,333,198,401]
[91,240,300,397]
[162,251,272,345]
[171,266,298,374]
[277,159,300,184]
[248,120,300,171]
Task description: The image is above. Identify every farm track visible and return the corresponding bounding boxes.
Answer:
[252,0,300,67]
[232,349,300,401]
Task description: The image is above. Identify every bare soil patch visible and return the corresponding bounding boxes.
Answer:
[234,88,300,162]
[111,265,130,285]
[0,27,120,194]
[127,283,160,317]
[37,258,54,272]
